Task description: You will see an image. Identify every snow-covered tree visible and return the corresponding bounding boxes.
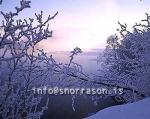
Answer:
[99,14,150,102]
[0,0,59,118]
[0,0,89,118]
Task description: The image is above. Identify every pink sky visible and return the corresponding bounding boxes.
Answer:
[38,0,150,52]
[2,0,150,51]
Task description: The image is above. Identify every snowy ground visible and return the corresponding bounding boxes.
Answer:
[85,98,150,119]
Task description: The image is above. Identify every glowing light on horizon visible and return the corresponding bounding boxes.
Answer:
[1,0,150,52]
[25,0,150,52]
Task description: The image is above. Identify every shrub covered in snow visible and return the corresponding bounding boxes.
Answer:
[0,0,85,118]
[98,14,150,102]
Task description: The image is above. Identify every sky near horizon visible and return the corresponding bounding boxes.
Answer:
[1,0,150,51]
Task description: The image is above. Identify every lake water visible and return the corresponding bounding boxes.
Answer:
[48,49,104,75]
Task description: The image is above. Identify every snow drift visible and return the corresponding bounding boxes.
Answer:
[85,98,150,119]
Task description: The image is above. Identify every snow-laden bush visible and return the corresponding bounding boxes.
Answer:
[0,0,85,118]
[99,14,150,102]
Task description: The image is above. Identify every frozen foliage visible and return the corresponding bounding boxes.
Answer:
[0,0,89,118]
[98,13,150,102]
[85,97,150,119]
[0,0,58,118]
[1,0,150,118]
[69,47,82,66]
